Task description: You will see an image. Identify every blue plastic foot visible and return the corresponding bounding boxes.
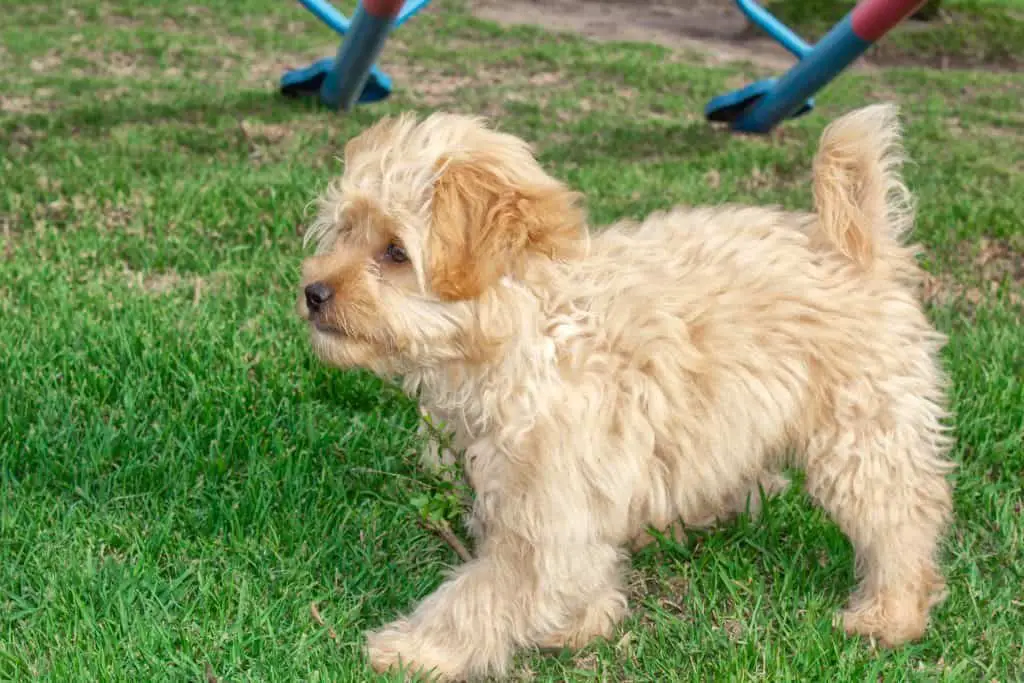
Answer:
[705,79,813,126]
[280,58,393,105]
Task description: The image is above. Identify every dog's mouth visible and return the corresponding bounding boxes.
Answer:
[299,300,350,339]
[309,319,348,338]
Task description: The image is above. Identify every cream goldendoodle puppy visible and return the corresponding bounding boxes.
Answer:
[298,104,955,680]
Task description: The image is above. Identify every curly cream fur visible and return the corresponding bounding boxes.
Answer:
[298,104,955,681]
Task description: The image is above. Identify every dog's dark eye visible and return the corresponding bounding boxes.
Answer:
[385,242,409,264]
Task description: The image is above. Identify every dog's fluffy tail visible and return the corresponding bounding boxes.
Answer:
[812,104,914,269]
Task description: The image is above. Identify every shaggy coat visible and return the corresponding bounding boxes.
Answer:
[298,104,955,681]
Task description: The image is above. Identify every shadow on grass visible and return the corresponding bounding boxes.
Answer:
[545,118,729,165]
[5,88,376,139]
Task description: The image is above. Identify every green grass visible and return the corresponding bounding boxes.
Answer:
[1,0,1022,680]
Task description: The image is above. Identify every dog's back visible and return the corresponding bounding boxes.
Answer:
[549,107,953,647]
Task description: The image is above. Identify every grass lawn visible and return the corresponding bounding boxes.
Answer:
[1,0,1022,680]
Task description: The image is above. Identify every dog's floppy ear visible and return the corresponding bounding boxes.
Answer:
[427,157,584,301]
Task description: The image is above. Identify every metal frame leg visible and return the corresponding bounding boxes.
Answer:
[735,0,811,59]
[280,0,432,110]
[707,0,927,134]
[320,1,403,111]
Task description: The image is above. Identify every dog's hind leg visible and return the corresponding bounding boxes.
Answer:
[802,379,954,647]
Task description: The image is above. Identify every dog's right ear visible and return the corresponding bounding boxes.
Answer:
[427,157,584,301]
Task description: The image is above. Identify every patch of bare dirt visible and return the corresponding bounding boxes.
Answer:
[28,51,63,74]
[973,237,1024,286]
[469,0,805,71]
[5,185,152,237]
[627,569,690,622]
[2,217,13,262]
[946,116,1024,144]
[382,57,576,118]
[239,120,292,144]
[572,652,599,672]
[123,267,184,295]
[0,96,46,115]
[470,0,1018,72]
[120,265,221,304]
[921,238,1024,312]
[238,119,299,164]
[409,72,478,107]
[243,47,337,88]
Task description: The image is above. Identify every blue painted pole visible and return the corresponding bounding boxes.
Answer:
[731,0,925,134]
[319,1,400,111]
[734,0,811,59]
[395,0,432,27]
[296,0,351,35]
[732,14,869,134]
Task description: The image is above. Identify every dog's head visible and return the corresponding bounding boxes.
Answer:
[298,112,585,373]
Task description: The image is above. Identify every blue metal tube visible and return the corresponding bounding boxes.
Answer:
[297,0,351,35]
[732,13,869,134]
[735,0,812,59]
[395,0,432,27]
[320,3,395,110]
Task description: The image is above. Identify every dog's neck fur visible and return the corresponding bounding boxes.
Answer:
[401,260,580,448]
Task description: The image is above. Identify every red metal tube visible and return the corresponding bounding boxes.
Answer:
[851,0,928,41]
[362,0,405,19]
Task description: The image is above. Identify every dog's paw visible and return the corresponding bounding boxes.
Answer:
[366,620,461,681]
[836,599,928,648]
[535,590,627,651]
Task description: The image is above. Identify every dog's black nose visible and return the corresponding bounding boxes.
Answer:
[304,281,334,312]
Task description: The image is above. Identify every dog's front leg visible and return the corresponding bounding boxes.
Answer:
[366,509,626,680]
[416,405,459,475]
